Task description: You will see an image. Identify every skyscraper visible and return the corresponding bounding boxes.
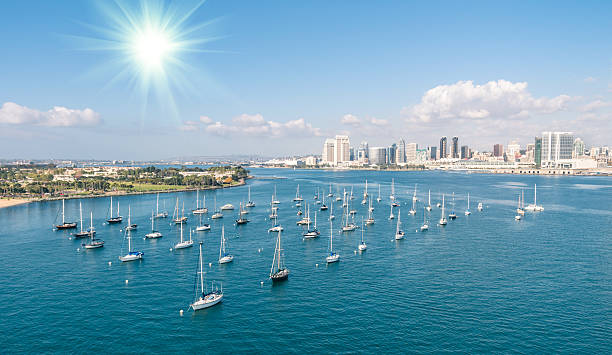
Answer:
[406,143,418,161]
[387,144,397,165]
[451,136,459,158]
[460,145,470,159]
[397,139,407,164]
[368,147,387,165]
[541,132,573,168]
[357,141,369,163]
[334,135,350,165]
[428,146,437,160]
[573,138,585,157]
[534,137,542,167]
[493,144,504,157]
[439,136,448,159]
[322,138,335,163]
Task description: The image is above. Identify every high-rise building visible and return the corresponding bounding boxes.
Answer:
[368,147,387,165]
[507,142,521,161]
[541,131,573,168]
[397,139,407,164]
[573,138,585,157]
[451,136,459,158]
[460,145,470,159]
[387,143,397,165]
[493,144,504,157]
[357,141,369,163]
[406,143,418,161]
[526,143,535,162]
[534,137,542,167]
[349,147,355,161]
[428,146,437,160]
[334,135,350,165]
[439,136,448,159]
[322,138,335,163]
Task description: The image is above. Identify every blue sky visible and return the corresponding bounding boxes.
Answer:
[0,0,611,160]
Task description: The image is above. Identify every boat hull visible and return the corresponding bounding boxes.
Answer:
[191,293,223,311]
[174,241,194,249]
[145,232,163,239]
[84,241,104,249]
[107,217,122,224]
[270,269,289,282]
[56,223,77,230]
[326,254,340,263]
[219,255,234,264]
[119,252,143,262]
[196,225,211,231]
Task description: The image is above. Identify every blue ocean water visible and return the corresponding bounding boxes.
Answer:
[1,169,611,353]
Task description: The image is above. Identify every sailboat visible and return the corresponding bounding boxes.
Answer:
[314,187,319,200]
[268,196,278,219]
[376,184,382,202]
[125,205,137,230]
[193,190,208,214]
[189,242,223,311]
[412,184,418,202]
[293,184,303,202]
[328,183,333,198]
[409,191,417,215]
[525,184,544,211]
[326,217,340,263]
[329,200,335,220]
[235,203,249,224]
[118,228,143,262]
[517,189,525,215]
[395,209,405,240]
[174,222,193,249]
[220,203,234,211]
[196,212,211,231]
[426,190,432,211]
[246,186,256,207]
[218,226,234,263]
[73,202,92,238]
[172,198,188,224]
[365,198,375,225]
[341,201,358,232]
[390,178,396,201]
[358,218,367,251]
[211,196,223,219]
[145,210,163,238]
[320,195,328,211]
[268,213,283,232]
[420,207,429,231]
[439,194,448,226]
[297,205,311,225]
[83,212,104,248]
[464,193,471,215]
[515,194,523,220]
[477,202,483,211]
[389,203,395,220]
[270,230,289,281]
[55,199,77,230]
[448,193,457,220]
[350,186,355,200]
[272,185,280,205]
[303,210,320,238]
[106,196,123,224]
[154,193,168,218]
[361,179,368,205]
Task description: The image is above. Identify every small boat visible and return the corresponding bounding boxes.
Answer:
[515,214,522,220]
[412,184,418,202]
[465,193,471,216]
[390,178,396,201]
[420,207,429,231]
[106,196,123,224]
[448,193,457,220]
[365,198,375,225]
[326,217,340,263]
[320,196,328,211]
[295,202,302,208]
[361,179,368,205]
[192,190,208,215]
[268,214,283,232]
[83,212,104,249]
[297,205,311,225]
[218,226,234,264]
[376,184,382,203]
[358,218,367,251]
[246,186,256,208]
[477,202,483,211]
[172,199,188,224]
[118,228,143,262]
[154,193,168,218]
[190,242,223,311]
[270,230,289,281]
[341,203,358,232]
[389,204,395,220]
[235,203,249,225]
[55,199,77,230]
[125,205,137,230]
[145,210,163,238]
[426,190,432,211]
[517,189,525,215]
[293,184,303,202]
[174,223,194,249]
[303,210,320,238]
[272,185,280,205]
[211,196,223,219]
[327,183,333,198]
[395,209,405,240]
[525,184,544,212]
[439,194,448,225]
[220,203,234,211]
[196,224,211,231]
[73,202,93,238]
[409,189,417,215]
[329,200,335,220]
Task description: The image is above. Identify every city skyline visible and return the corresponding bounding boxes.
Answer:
[1,1,612,160]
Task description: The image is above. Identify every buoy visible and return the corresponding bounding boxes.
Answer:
[108,261,112,266]
[77,248,80,251]
[258,248,261,252]
[209,262,212,267]
[179,309,184,316]
[125,279,129,284]
[260,281,264,286]
[170,248,173,251]
[316,263,319,267]
[68,237,72,240]
[354,250,356,254]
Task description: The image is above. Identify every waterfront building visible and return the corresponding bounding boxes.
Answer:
[368,147,387,165]
[507,142,521,161]
[493,144,504,157]
[451,136,459,158]
[322,138,335,164]
[428,146,437,160]
[406,143,418,162]
[349,147,355,161]
[460,145,470,159]
[334,135,350,165]
[525,143,535,162]
[541,132,573,168]
[357,141,369,164]
[397,139,407,164]
[534,137,542,168]
[439,137,448,159]
[573,138,585,157]
[416,149,428,162]
[388,143,397,165]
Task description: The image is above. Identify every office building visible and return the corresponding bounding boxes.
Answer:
[388,143,397,165]
[357,141,369,163]
[573,138,585,157]
[334,135,350,165]
[439,136,448,159]
[534,137,542,167]
[460,145,470,159]
[368,147,387,165]
[493,144,504,157]
[322,138,335,163]
[541,131,573,168]
[428,146,437,160]
[451,136,459,158]
[406,143,418,161]
[507,142,521,161]
[397,139,406,164]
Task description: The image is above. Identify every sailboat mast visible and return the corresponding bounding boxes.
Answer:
[534,184,537,205]
[156,194,159,215]
[62,199,65,224]
[277,230,281,270]
[199,243,204,295]
[110,196,113,218]
[79,202,83,232]
[180,221,184,242]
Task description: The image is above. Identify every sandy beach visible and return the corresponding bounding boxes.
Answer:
[0,198,31,209]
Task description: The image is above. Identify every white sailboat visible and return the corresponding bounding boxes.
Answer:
[328,183,333,198]
[525,184,544,211]
[395,209,405,240]
[448,193,457,220]
[270,230,289,281]
[426,190,432,211]
[196,211,211,231]
[517,189,525,215]
[218,226,234,263]
[235,203,249,225]
[329,200,335,220]
[118,228,143,262]
[154,193,168,218]
[341,201,357,232]
[412,184,418,203]
[268,213,283,232]
[174,222,194,249]
[272,185,280,205]
[389,203,395,220]
[193,190,208,214]
[126,205,137,230]
[477,202,483,211]
[409,191,417,215]
[145,210,163,238]
[246,186,256,208]
[361,179,368,205]
[320,195,328,211]
[172,198,188,224]
[211,196,223,219]
[293,184,303,202]
[303,210,320,238]
[83,212,104,249]
[365,198,375,225]
[439,194,448,225]
[326,216,339,263]
[515,194,523,220]
[55,198,77,230]
[390,178,396,201]
[106,196,122,224]
[358,218,367,251]
[190,242,223,311]
[376,184,382,202]
[420,207,429,231]
[74,202,91,238]
[464,193,471,215]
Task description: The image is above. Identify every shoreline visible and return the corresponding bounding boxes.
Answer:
[0,178,249,210]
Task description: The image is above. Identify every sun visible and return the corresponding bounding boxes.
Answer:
[131,27,174,72]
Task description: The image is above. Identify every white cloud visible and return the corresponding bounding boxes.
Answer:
[369,117,389,126]
[581,100,611,112]
[584,76,597,83]
[199,116,212,124]
[203,114,321,138]
[179,120,199,131]
[403,80,571,123]
[341,114,361,126]
[0,102,101,127]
